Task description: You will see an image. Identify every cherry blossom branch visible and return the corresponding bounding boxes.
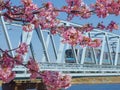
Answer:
[0,46,71,90]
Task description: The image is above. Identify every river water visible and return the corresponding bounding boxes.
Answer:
[0,84,120,90]
[66,84,120,90]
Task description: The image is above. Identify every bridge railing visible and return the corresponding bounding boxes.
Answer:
[12,63,120,78]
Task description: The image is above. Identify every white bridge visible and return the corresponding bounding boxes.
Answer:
[0,16,120,78]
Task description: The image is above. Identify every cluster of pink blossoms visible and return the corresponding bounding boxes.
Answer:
[16,43,28,55]
[91,0,120,18]
[0,67,15,83]
[27,58,40,79]
[62,0,91,20]
[32,2,59,29]
[21,0,38,21]
[61,27,83,46]
[60,26,101,47]
[42,71,71,90]
[106,21,119,32]
[22,24,34,32]
[0,43,29,82]
[97,21,119,31]
[0,51,15,83]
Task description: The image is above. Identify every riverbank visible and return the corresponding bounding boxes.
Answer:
[72,76,120,84]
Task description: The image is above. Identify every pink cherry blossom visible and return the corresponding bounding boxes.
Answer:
[97,22,106,30]
[21,0,33,6]
[88,39,101,47]
[106,21,119,32]
[60,75,72,89]
[61,27,83,46]
[50,29,57,35]
[92,3,108,18]
[14,54,23,65]
[22,24,34,32]
[107,0,120,15]
[20,0,38,21]
[0,67,15,83]
[42,71,71,90]
[79,5,91,19]
[91,0,120,17]
[82,24,94,32]
[33,2,59,29]
[0,0,10,10]
[27,58,40,79]
[16,43,28,55]
[1,51,14,68]
[30,17,40,28]
[63,0,91,19]
[79,36,91,47]
[66,0,82,7]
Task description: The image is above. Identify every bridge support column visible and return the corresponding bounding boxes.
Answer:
[105,34,113,65]
[56,37,65,63]
[72,46,79,64]
[99,36,105,65]
[36,27,50,62]
[114,38,120,65]
[0,15,14,56]
[80,47,86,64]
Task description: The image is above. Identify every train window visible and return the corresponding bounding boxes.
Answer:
[65,50,73,58]
[104,52,108,59]
[65,49,77,57]
[87,51,91,58]
[96,50,101,59]
[65,49,77,63]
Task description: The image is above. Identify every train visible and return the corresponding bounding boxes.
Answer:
[64,48,120,64]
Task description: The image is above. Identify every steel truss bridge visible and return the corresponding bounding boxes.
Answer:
[0,15,120,78]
